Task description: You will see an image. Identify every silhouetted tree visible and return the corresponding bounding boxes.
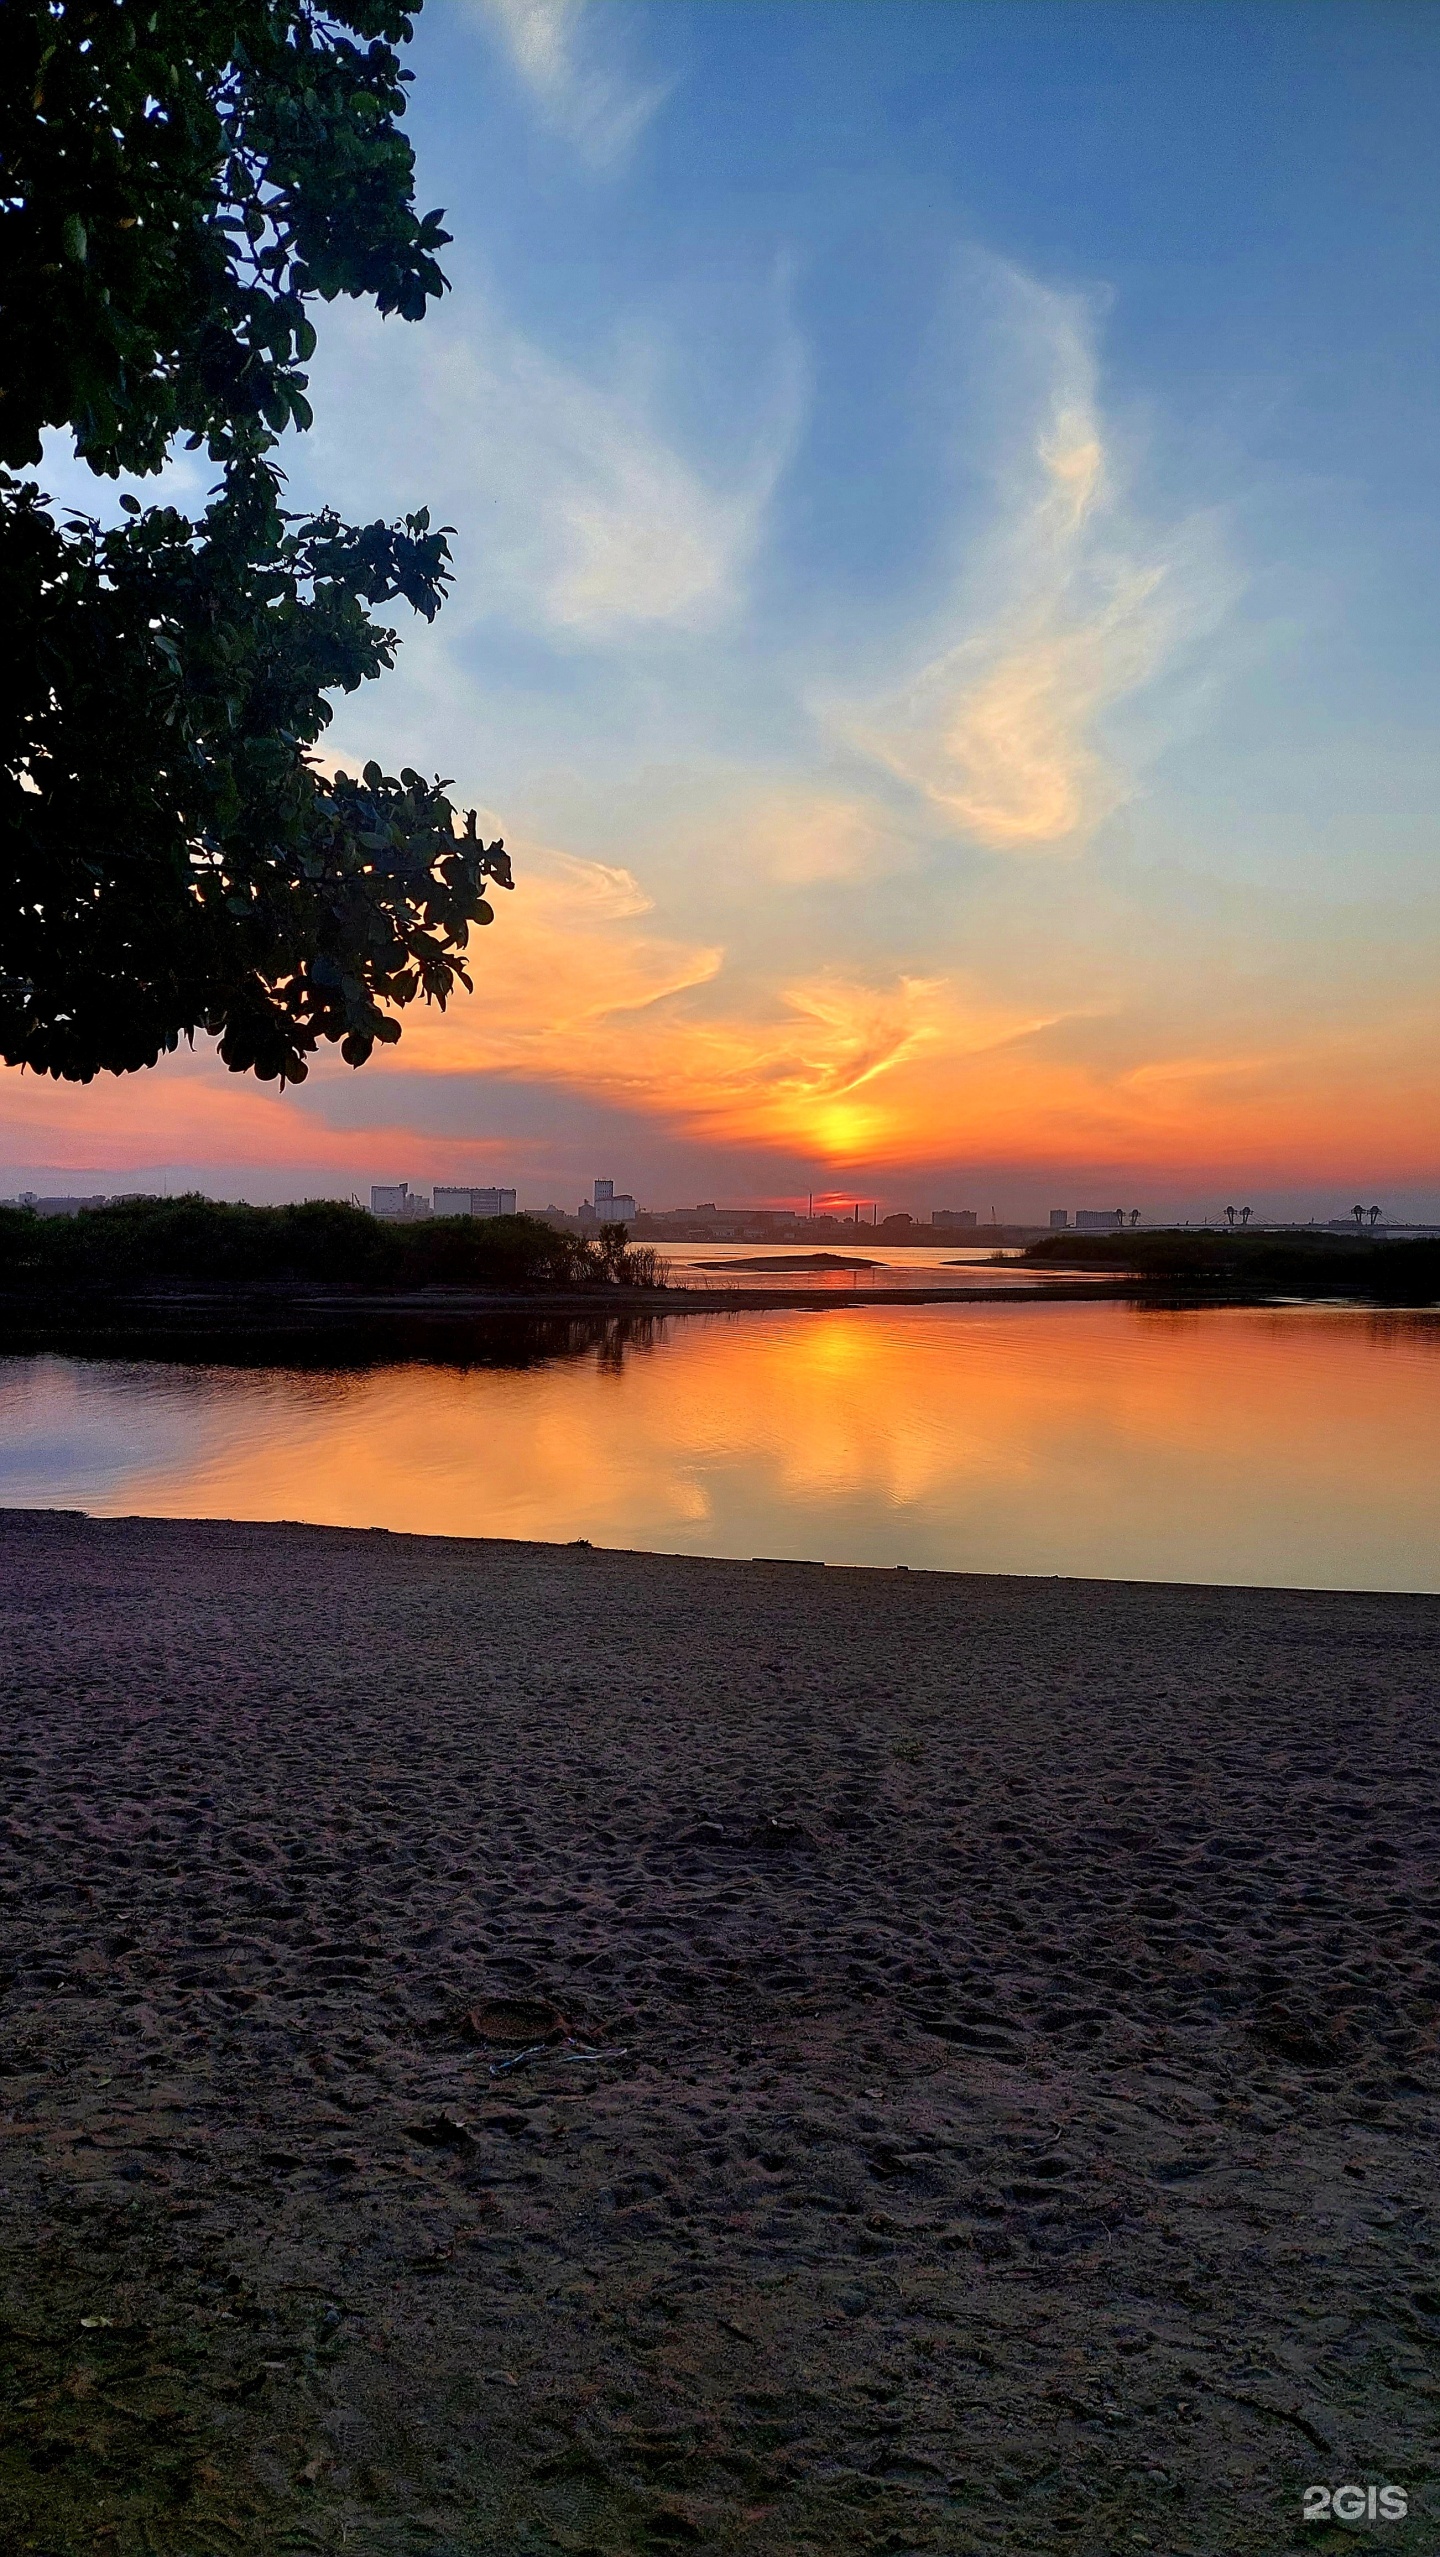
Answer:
[596,1222,632,1283]
[1353,1205,1366,1230]
[1,1,510,1085]
[1240,1206,1252,1228]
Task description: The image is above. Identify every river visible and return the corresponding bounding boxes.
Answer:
[3,1298,1439,1590]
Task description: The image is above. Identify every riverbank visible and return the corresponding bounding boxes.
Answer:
[5,1202,1437,1365]
[4,1265,1422,1360]
[1,1511,1435,2553]
[0,1272,1139,1356]
[1024,1228,1440,1299]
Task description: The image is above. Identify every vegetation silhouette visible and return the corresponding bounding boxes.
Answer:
[1,2,509,1086]
[1025,1226,1440,1300]
[0,1195,666,1297]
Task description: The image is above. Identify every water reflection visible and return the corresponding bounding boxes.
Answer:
[0,1309,666,1374]
[3,1301,1440,1590]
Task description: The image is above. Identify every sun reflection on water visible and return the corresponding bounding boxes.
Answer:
[3,1302,1440,1590]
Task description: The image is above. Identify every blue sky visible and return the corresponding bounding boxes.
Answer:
[11,0,1440,1217]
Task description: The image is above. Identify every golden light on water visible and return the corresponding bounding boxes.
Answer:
[6,1302,1440,1591]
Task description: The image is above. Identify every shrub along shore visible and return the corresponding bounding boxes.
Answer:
[1023,1226,1440,1297]
[0,1193,665,1296]
[2,1200,1438,1351]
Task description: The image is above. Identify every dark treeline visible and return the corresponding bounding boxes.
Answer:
[1023,1229,1440,1298]
[0,1196,666,1294]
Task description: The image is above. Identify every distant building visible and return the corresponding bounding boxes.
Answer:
[1,1194,109,1216]
[933,1208,978,1229]
[1049,1209,1070,1229]
[371,1182,431,1220]
[1075,1208,1125,1231]
[583,1178,637,1224]
[432,1185,517,1218]
[634,1204,760,1241]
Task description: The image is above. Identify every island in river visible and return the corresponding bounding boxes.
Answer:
[695,1252,884,1272]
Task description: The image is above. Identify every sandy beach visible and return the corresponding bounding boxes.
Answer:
[1,1510,1436,2555]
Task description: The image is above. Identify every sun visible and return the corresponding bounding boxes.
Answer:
[802,1098,887,1160]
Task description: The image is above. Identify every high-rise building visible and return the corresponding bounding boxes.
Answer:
[933,1208,978,1229]
[1049,1209,1070,1229]
[433,1186,517,1218]
[371,1183,431,1220]
[583,1180,637,1223]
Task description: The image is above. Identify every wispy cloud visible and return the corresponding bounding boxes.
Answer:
[389,845,723,1079]
[846,258,1234,855]
[307,289,801,641]
[17,203,1360,1210]
[470,0,672,168]
[389,869,1051,1165]
[365,831,946,1154]
[679,975,946,1158]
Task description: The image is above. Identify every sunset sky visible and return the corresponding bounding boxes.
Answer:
[14,0,1440,1220]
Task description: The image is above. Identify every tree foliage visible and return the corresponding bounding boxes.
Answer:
[1022,1227,1440,1296]
[0,1196,664,1293]
[0,2,510,1083]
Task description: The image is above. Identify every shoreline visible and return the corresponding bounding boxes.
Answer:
[1,1510,1435,2553]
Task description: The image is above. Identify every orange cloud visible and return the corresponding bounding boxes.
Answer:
[392,847,723,1073]
[372,844,977,1160]
[387,851,1059,1163]
[3,834,1437,1200]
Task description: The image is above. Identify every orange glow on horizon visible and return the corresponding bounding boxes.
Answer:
[0,840,1437,1194]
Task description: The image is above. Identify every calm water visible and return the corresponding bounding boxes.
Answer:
[656,1242,1067,1291]
[3,1301,1439,1589]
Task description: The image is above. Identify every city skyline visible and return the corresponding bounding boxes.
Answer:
[0,1158,1411,1233]
[8,2,1440,1219]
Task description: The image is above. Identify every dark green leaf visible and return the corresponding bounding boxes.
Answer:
[0,0,511,1087]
